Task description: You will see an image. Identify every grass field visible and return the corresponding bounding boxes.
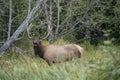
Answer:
[0,40,120,80]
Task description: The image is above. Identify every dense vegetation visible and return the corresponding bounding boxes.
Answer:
[0,0,120,80]
[0,0,120,44]
[0,40,120,80]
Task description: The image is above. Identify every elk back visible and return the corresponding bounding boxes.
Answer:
[43,44,83,65]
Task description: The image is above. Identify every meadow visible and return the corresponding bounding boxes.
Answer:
[0,39,120,80]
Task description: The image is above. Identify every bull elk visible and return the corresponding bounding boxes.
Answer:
[33,39,84,65]
[27,24,84,65]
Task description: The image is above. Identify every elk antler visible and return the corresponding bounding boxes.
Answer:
[27,23,34,40]
[27,23,51,40]
[42,25,51,40]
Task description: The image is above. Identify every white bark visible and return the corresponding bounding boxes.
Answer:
[55,0,60,35]
[0,0,43,55]
[43,0,52,39]
[7,0,12,40]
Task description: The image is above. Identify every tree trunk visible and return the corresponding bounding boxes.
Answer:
[0,0,43,55]
[7,0,12,40]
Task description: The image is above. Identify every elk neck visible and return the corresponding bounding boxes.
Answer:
[37,43,46,58]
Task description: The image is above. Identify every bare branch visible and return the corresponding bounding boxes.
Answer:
[59,0,74,27]
[42,0,52,39]
[42,24,51,40]
[0,0,44,55]
[0,29,8,33]
[7,0,12,40]
[55,0,60,35]
[58,20,80,36]
[27,23,34,40]
[26,0,34,40]
[28,0,31,15]
[11,45,23,54]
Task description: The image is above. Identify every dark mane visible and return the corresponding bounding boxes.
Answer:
[33,40,45,58]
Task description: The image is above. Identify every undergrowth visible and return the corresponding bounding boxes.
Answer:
[0,40,120,80]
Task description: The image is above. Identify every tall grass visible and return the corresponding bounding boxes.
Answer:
[0,40,120,80]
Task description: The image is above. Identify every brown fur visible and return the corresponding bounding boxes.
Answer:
[33,40,84,65]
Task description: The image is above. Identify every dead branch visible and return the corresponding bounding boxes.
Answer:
[0,0,43,56]
[7,0,12,40]
[42,0,52,39]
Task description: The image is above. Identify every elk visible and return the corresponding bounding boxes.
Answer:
[33,39,84,65]
[27,24,84,65]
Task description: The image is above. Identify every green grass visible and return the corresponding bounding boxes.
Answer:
[0,40,120,80]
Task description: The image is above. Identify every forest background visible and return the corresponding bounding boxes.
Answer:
[0,0,120,80]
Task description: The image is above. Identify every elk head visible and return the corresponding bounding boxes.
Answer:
[33,39,42,47]
[27,24,51,57]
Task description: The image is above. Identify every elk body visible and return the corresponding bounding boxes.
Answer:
[33,40,84,65]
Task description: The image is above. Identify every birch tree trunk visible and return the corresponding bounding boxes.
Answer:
[43,0,52,40]
[55,0,60,35]
[7,0,12,40]
[0,0,43,56]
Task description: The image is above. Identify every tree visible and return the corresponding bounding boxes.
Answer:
[0,0,43,55]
